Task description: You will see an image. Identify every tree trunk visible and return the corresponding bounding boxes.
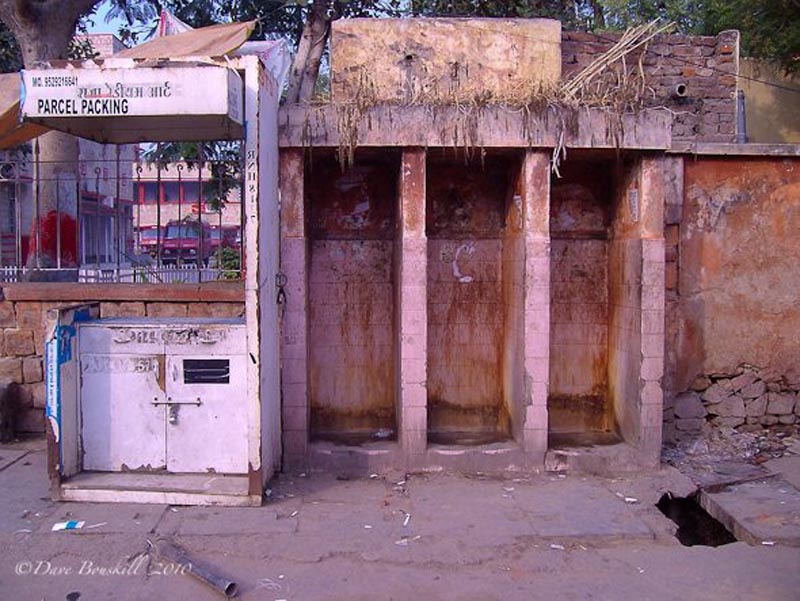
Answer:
[589,0,606,29]
[0,0,97,280]
[284,0,331,105]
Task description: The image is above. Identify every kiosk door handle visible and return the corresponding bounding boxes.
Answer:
[151,397,202,406]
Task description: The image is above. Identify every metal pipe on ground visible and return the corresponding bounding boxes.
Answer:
[152,538,238,598]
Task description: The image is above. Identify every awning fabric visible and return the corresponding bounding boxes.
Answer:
[116,21,257,60]
[0,19,258,148]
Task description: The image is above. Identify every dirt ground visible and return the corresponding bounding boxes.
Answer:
[1,438,799,601]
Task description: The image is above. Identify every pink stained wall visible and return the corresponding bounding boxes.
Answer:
[425,154,514,438]
[305,153,398,439]
[548,161,613,433]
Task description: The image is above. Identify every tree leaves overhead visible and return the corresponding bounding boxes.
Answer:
[705,0,800,74]
[410,1,586,28]
[0,22,22,73]
[104,1,403,46]
[3,1,798,78]
[597,1,799,73]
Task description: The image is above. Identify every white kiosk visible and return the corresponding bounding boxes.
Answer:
[26,53,282,506]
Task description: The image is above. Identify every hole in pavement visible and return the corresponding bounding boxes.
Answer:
[656,492,736,547]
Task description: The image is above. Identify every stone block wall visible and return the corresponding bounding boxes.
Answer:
[672,366,799,439]
[0,295,244,435]
[663,155,800,443]
[562,30,740,143]
[0,301,46,433]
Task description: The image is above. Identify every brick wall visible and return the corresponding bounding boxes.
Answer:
[562,30,740,143]
[0,293,244,435]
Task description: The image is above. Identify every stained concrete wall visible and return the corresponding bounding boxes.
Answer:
[331,18,561,102]
[305,153,398,439]
[501,160,526,443]
[549,161,611,433]
[425,154,512,440]
[675,157,800,391]
[606,157,665,464]
[739,59,800,144]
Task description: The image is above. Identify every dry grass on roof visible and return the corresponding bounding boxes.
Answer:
[303,19,675,170]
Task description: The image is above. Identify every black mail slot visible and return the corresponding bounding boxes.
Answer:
[183,359,230,384]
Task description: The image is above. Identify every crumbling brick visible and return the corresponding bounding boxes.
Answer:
[100,302,146,318]
[146,302,188,318]
[30,382,46,409]
[22,357,43,384]
[4,329,34,356]
[14,302,42,329]
[0,302,15,327]
[0,357,23,382]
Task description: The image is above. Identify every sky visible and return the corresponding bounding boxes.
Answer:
[85,1,129,35]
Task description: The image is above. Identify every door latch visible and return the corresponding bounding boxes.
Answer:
[151,397,202,406]
[152,396,203,426]
[151,397,201,426]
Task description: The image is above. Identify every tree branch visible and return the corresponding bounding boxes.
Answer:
[58,0,101,20]
[285,0,332,105]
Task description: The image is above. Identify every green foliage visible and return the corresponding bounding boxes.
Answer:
[214,246,241,279]
[106,1,403,47]
[68,38,100,61]
[598,0,704,32]
[598,1,799,74]
[0,22,22,73]
[409,1,592,29]
[705,0,800,74]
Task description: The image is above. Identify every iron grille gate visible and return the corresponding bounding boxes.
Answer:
[0,141,244,283]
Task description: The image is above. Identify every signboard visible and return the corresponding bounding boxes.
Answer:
[21,65,244,143]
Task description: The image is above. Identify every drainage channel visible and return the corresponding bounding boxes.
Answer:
[656,492,737,547]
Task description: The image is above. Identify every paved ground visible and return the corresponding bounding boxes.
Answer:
[1,439,799,600]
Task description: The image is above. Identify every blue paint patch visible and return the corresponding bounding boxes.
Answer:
[45,335,61,462]
[45,307,95,476]
[58,325,75,363]
[57,309,93,364]
[19,71,26,123]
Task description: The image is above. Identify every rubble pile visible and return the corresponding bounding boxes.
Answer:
[669,366,800,437]
[664,421,799,469]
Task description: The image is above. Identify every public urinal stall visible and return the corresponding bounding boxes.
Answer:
[29,53,283,505]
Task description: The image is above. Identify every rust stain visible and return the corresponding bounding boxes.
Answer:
[306,151,398,439]
[547,394,612,433]
[156,354,166,394]
[425,153,512,437]
[548,159,615,435]
[679,157,800,381]
[247,464,262,496]
[280,149,305,238]
[306,151,397,241]
[549,239,609,398]
[309,405,397,439]
[402,150,426,234]
[308,241,397,437]
[426,154,509,239]
[427,396,510,435]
